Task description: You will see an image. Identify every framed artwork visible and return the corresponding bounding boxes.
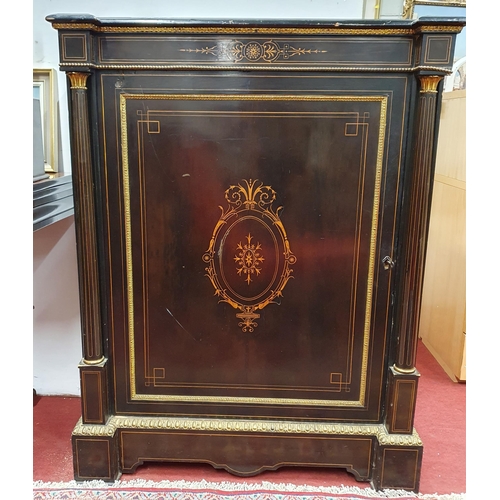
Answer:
[33,69,60,173]
[402,1,466,19]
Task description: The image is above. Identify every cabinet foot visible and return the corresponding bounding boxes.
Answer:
[72,419,120,482]
[372,443,423,492]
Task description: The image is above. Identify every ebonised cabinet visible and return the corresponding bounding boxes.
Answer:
[47,14,465,491]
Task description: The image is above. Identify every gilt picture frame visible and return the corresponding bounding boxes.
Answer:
[33,69,59,173]
[402,1,466,19]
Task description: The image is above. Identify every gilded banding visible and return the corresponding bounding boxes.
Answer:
[72,416,422,446]
[52,22,462,36]
[121,93,386,408]
[59,63,454,74]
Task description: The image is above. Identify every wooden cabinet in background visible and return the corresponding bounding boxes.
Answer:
[419,90,466,382]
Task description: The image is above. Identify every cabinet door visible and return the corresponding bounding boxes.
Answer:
[97,72,409,422]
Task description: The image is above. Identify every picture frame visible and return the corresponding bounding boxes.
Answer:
[402,1,466,20]
[33,69,59,173]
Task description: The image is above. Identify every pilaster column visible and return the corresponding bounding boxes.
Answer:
[394,74,443,374]
[68,72,104,366]
[68,72,110,426]
[384,74,442,435]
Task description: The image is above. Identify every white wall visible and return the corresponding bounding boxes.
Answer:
[33,0,365,396]
[33,217,82,395]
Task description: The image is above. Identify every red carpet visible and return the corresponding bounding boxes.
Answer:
[33,341,465,496]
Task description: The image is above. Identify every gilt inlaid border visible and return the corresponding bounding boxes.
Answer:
[119,93,388,408]
[52,22,463,35]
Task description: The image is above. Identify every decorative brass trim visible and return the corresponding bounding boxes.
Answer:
[419,75,443,93]
[203,179,296,332]
[51,22,462,35]
[73,417,117,436]
[131,393,363,407]
[81,355,106,366]
[123,93,385,103]
[377,426,422,446]
[72,416,422,446]
[68,72,89,89]
[417,26,463,34]
[59,63,454,74]
[393,364,417,374]
[119,94,136,389]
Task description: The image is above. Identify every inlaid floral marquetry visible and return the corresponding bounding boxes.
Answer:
[203,179,296,332]
[234,233,265,285]
[180,40,327,63]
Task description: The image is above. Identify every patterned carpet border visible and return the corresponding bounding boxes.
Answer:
[32,479,466,500]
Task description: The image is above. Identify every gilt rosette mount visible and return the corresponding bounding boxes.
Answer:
[202,179,296,332]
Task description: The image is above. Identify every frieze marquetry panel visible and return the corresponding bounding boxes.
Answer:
[98,36,413,68]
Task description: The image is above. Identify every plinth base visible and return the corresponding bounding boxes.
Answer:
[72,416,423,491]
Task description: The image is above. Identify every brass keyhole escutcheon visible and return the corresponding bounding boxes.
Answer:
[382,256,395,270]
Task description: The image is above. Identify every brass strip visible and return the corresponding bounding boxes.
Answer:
[51,23,462,35]
[120,93,387,408]
[393,364,416,374]
[82,355,106,366]
[123,93,385,102]
[72,416,422,446]
[59,63,453,74]
[132,393,363,407]
[119,94,136,394]
[358,96,387,403]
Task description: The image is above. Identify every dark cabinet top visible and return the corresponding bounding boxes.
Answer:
[46,13,465,32]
